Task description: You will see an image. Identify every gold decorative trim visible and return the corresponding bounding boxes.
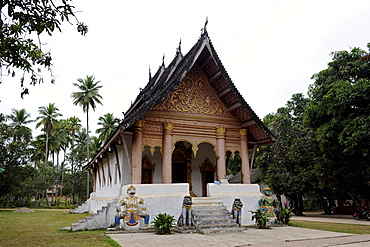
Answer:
[164,122,174,131]
[239,128,248,136]
[216,127,226,134]
[192,146,199,158]
[134,120,145,132]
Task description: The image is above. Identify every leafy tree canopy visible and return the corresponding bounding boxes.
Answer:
[0,0,88,98]
[257,93,319,215]
[305,46,370,199]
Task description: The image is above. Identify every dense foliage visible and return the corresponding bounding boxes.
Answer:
[257,45,370,214]
[305,47,370,202]
[0,74,120,207]
[257,94,319,215]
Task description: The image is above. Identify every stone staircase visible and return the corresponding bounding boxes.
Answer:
[71,201,117,231]
[191,197,242,234]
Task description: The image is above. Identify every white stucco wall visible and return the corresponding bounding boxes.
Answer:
[207,183,263,226]
[94,134,132,199]
[119,183,189,223]
[120,134,132,189]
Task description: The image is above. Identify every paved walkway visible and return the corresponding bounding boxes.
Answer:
[109,213,370,247]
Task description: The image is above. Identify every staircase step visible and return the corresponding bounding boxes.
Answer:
[197,223,239,230]
[192,197,222,203]
[201,227,244,234]
[193,214,232,221]
[192,202,224,207]
[190,197,241,234]
[192,209,230,216]
[194,218,236,225]
[192,205,227,211]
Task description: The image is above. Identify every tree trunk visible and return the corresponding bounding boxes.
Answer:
[86,106,90,200]
[45,132,49,164]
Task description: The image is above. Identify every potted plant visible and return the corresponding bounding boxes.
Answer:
[250,208,270,228]
[151,213,177,234]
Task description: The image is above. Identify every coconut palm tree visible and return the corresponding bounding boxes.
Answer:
[71,75,103,199]
[49,119,71,200]
[6,108,34,140]
[65,116,81,204]
[96,113,120,143]
[90,136,102,155]
[36,103,63,165]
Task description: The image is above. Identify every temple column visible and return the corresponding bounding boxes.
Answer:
[131,120,144,184]
[216,127,226,181]
[162,122,174,184]
[240,128,250,184]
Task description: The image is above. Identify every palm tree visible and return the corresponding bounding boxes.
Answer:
[6,108,34,140]
[96,113,120,143]
[36,103,63,165]
[49,119,71,200]
[90,136,102,155]
[65,116,81,204]
[71,75,103,199]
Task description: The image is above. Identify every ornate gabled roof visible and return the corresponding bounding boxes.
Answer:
[122,30,276,144]
[84,29,276,170]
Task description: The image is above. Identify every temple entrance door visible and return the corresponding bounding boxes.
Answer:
[200,158,215,197]
[142,155,154,184]
[172,161,187,183]
[172,142,193,188]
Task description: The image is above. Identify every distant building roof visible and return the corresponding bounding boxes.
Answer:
[228,169,261,184]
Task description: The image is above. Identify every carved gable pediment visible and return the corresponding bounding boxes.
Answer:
[153,66,236,119]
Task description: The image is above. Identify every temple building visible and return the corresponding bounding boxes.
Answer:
[72,27,276,231]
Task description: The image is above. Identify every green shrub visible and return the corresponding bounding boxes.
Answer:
[250,208,270,228]
[151,213,176,234]
[280,207,293,224]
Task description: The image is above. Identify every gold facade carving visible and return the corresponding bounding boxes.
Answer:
[143,139,162,156]
[153,66,234,118]
[164,122,174,131]
[216,127,226,134]
[239,128,248,136]
[134,120,145,131]
[143,123,162,132]
[192,146,199,158]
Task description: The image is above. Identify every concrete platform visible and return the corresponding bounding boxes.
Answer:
[109,212,370,247]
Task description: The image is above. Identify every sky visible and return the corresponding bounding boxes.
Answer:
[1,0,370,136]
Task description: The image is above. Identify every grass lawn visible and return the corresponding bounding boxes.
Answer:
[0,209,119,247]
[289,220,370,235]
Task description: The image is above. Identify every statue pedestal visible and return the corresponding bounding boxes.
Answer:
[119,183,189,228]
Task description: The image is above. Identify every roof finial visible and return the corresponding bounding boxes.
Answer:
[201,16,208,35]
[149,65,152,80]
[177,38,182,55]
[162,54,165,67]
